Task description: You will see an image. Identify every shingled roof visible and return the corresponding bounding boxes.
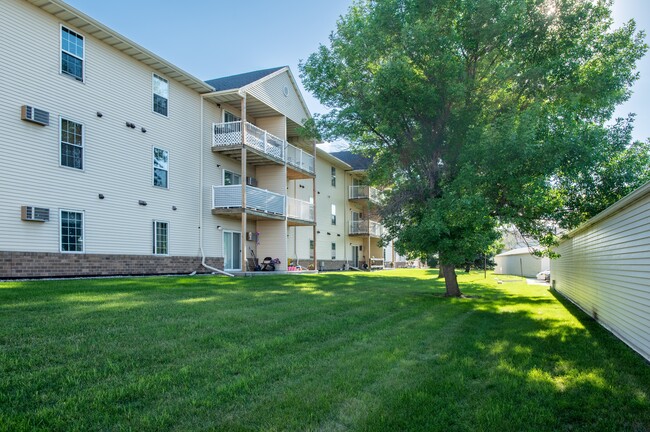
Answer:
[205,66,286,92]
[329,151,373,171]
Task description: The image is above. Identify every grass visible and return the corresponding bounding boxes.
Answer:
[1,270,649,432]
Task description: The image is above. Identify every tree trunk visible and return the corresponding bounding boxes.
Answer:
[441,264,462,297]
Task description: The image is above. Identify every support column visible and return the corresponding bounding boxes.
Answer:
[241,96,247,271]
[312,143,317,271]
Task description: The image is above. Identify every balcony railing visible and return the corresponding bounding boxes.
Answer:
[350,220,384,237]
[286,197,314,222]
[349,186,383,204]
[213,121,315,175]
[212,185,285,216]
[286,142,315,174]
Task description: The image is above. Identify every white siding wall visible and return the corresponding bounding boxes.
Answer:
[314,157,347,263]
[551,190,650,362]
[0,0,201,256]
[256,220,287,271]
[246,71,309,125]
[256,116,286,141]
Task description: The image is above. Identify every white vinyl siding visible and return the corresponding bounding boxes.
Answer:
[245,70,309,126]
[60,26,84,81]
[0,0,201,255]
[60,209,84,252]
[551,186,650,362]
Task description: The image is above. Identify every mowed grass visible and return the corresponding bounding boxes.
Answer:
[1,270,649,431]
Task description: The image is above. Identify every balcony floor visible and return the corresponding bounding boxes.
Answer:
[212,207,286,221]
[212,144,283,166]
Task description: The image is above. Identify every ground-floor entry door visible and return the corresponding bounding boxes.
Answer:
[224,231,241,271]
[352,246,360,268]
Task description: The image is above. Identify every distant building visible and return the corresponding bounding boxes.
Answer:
[494,247,549,278]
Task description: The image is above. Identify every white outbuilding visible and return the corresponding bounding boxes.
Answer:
[494,247,550,278]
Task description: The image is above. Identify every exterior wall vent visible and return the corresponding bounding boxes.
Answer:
[21,206,50,222]
[21,105,50,126]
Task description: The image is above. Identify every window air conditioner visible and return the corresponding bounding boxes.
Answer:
[21,206,50,222]
[21,105,50,126]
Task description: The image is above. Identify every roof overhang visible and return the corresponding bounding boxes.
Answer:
[317,147,353,170]
[26,0,214,94]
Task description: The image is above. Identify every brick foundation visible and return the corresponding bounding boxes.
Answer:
[0,251,224,279]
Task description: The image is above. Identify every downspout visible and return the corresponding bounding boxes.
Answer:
[198,94,234,277]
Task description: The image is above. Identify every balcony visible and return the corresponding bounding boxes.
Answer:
[286,197,315,226]
[349,186,383,204]
[213,121,315,177]
[349,220,384,237]
[212,185,285,220]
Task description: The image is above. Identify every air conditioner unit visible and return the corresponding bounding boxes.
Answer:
[21,105,50,126]
[21,206,50,222]
[246,176,258,187]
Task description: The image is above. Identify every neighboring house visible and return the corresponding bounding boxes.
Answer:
[494,247,550,278]
[551,181,650,362]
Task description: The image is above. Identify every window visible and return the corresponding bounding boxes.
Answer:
[331,242,336,260]
[153,74,169,116]
[60,118,83,170]
[309,240,314,259]
[224,170,241,186]
[153,221,169,255]
[331,166,336,187]
[153,147,169,188]
[224,111,240,123]
[61,27,84,81]
[331,204,336,225]
[60,210,84,252]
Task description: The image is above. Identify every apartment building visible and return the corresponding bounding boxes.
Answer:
[0,0,407,279]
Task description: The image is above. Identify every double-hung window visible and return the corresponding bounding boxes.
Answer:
[153,221,169,255]
[331,204,337,225]
[153,74,169,116]
[61,27,84,81]
[153,147,169,188]
[331,242,336,260]
[331,166,336,187]
[60,210,84,252]
[309,240,314,259]
[60,118,83,170]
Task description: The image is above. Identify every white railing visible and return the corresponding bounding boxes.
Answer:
[212,185,285,216]
[286,197,314,222]
[212,121,284,161]
[349,186,383,203]
[350,219,384,237]
[286,142,315,175]
[212,121,315,175]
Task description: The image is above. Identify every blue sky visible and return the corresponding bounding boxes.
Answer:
[66,0,649,145]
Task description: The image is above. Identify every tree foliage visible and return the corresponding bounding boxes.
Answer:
[301,0,648,296]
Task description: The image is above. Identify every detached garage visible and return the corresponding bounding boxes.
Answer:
[551,182,650,362]
[495,247,550,278]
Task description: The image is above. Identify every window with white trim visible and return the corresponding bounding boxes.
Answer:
[60,118,83,170]
[153,221,169,255]
[331,166,336,187]
[61,27,84,81]
[309,240,314,259]
[60,210,84,252]
[153,147,169,188]
[224,170,241,186]
[224,111,240,123]
[331,204,336,225]
[153,74,169,116]
[331,242,336,260]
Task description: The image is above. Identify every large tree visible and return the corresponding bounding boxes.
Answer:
[301,0,648,296]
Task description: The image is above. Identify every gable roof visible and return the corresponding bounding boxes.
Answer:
[205,67,286,92]
[329,151,373,171]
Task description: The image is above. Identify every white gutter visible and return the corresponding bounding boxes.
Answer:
[198,95,234,277]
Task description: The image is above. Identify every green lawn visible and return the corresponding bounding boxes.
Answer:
[1,270,648,431]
